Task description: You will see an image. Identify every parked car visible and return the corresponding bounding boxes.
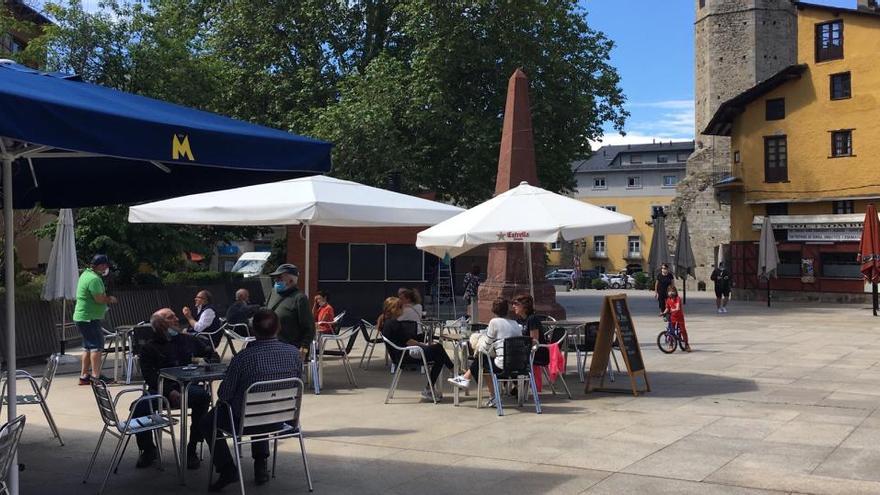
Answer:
[578,269,602,288]
[608,272,636,289]
[546,270,574,289]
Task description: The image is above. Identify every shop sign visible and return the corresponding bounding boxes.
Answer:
[788,228,862,242]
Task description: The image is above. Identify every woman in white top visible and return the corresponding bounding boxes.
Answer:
[448,298,521,406]
[397,287,422,322]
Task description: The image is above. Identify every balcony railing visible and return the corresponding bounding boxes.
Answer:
[588,248,608,259]
[623,249,643,260]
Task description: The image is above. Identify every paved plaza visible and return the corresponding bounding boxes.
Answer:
[16,290,880,494]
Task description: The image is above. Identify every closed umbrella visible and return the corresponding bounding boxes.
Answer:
[674,218,697,304]
[416,181,635,297]
[858,204,880,316]
[758,216,779,307]
[41,209,79,363]
[648,213,672,277]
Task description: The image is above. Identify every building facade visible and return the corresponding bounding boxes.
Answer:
[549,141,693,274]
[705,0,880,300]
[669,0,797,286]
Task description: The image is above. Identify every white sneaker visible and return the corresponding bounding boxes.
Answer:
[722,307,728,313]
[485,397,497,408]
[717,308,723,314]
[447,376,471,389]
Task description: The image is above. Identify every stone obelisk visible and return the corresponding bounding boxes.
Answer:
[476,68,566,322]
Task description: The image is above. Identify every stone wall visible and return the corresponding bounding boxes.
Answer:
[669,0,796,286]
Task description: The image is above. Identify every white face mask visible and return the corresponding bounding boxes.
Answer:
[101,267,110,276]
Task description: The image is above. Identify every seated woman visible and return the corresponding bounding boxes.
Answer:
[380,296,453,400]
[312,290,336,334]
[397,288,422,322]
[447,298,521,406]
[513,294,549,366]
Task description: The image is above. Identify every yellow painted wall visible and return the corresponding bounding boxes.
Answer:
[728,6,880,241]
[574,195,671,273]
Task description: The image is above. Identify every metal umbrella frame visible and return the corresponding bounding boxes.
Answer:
[40,209,79,363]
[674,218,697,304]
[758,216,779,307]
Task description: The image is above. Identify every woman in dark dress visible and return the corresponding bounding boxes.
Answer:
[379,297,453,400]
[512,294,549,366]
[653,263,675,312]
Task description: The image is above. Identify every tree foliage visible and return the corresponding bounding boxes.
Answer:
[3,0,627,275]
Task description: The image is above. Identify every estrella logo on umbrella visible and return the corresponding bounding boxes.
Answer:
[171,134,195,161]
[497,231,530,241]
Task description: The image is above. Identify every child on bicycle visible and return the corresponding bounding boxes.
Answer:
[660,285,691,352]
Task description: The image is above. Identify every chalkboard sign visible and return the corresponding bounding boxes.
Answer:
[612,298,644,373]
[585,294,649,396]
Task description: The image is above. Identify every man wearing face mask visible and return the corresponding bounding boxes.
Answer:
[266,264,314,354]
[132,308,218,470]
[73,254,118,385]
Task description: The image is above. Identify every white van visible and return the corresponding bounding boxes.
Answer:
[231,252,272,277]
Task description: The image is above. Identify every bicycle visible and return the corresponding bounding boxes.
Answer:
[656,315,687,354]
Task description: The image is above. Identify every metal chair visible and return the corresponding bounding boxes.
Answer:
[0,415,25,495]
[83,380,181,494]
[0,353,63,446]
[316,324,359,388]
[358,320,386,370]
[101,326,126,381]
[534,326,572,399]
[219,322,255,360]
[125,324,155,384]
[318,310,346,334]
[476,336,541,416]
[382,335,440,404]
[207,377,313,494]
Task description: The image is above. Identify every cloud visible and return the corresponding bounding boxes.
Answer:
[628,99,694,110]
[589,132,692,149]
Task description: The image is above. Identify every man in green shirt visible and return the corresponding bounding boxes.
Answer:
[73,254,118,385]
[266,264,314,352]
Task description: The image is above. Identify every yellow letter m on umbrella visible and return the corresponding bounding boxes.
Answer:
[171,134,195,161]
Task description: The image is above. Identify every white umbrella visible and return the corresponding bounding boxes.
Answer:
[128,175,464,293]
[41,209,79,362]
[758,216,779,307]
[416,181,635,297]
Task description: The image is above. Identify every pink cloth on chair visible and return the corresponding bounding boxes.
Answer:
[548,343,565,382]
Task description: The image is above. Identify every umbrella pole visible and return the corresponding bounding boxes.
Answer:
[3,157,18,494]
[873,282,878,317]
[525,243,534,299]
[60,299,66,355]
[767,278,771,308]
[304,222,311,298]
[683,279,687,305]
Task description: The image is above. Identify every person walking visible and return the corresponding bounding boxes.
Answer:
[266,264,314,354]
[653,263,674,313]
[73,254,118,385]
[711,261,732,313]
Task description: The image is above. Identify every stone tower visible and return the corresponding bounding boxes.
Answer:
[668,0,796,284]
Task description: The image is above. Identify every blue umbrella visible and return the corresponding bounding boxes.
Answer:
[0,61,331,493]
[0,61,332,208]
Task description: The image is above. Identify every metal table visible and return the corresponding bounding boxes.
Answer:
[158,363,228,485]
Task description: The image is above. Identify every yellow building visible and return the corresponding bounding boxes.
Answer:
[548,141,693,274]
[705,1,880,297]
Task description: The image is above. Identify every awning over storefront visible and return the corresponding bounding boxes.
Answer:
[751,214,877,242]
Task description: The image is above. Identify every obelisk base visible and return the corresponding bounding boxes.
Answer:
[476,281,566,323]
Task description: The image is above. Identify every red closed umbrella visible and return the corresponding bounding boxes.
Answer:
[858,204,880,315]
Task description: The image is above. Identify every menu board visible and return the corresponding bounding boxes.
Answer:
[585,294,649,396]
[612,298,644,373]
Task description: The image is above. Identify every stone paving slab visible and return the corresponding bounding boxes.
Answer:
[14,290,880,494]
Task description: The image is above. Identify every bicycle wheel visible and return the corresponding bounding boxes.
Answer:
[657,330,677,354]
[678,335,688,351]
